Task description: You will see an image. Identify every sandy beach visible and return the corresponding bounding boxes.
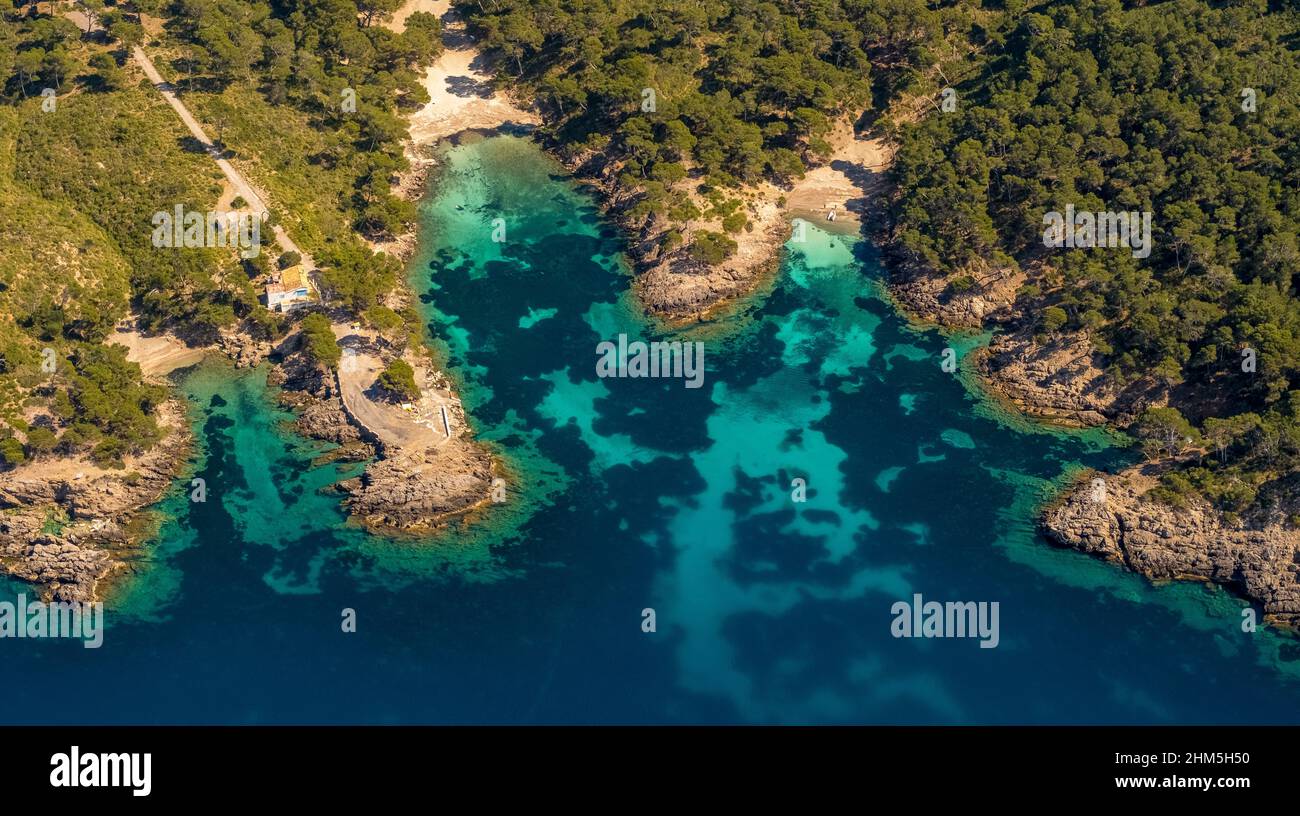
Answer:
[367,0,538,259]
[785,123,895,235]
[393,0,538,148]
[108,326,208,378]
[380,0,892,321]
[635,123,896,320]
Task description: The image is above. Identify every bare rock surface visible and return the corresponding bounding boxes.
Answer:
[1042,469,1300,625]
[272,339,366,446]
[272,326,494,531]
[885,256,1169,426]
[887,259,1022,330]
[340,439,493,532]
[0,401,192,601]
[636,240,784,320]
[975,332,1118,427]
[0,513,116,602]
[219,329,273,369]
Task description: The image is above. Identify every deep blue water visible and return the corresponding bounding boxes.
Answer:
[3,135,1300,724]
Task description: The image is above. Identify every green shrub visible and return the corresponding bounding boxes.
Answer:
[721,212,748,234]
[0,437,25,468]
[299,313,341,369]
[91,437,128,469]
[689,231,737,265]
[376,358,419,402]
[364,305,405,334]
[947,275,977,294]
[1041,306,1068,333]
[24,426,57,457]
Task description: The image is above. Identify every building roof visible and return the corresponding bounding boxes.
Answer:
[266,265,312,297]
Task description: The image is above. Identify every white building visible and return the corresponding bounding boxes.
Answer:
[265,266,315,312]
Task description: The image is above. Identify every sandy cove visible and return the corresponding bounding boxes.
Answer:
[373,2,893,326]
[290,0,529,533]
[374,10,1300,630]
[368,0,540,260]
[404,0,540,147]
[634,123,895,322]
[108,327,208,377]
[120,0,518,534]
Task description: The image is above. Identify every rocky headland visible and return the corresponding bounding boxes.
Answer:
[270,324,495,535]
[0,400,192,602]
[885,224,1300,627]
[886,258,1159,429]
[1042,466,1300,626]
[556,121,895,323]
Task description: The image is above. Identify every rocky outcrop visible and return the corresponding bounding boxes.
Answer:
[270,335,335,398]
[553,129,887,323]
[0,511,116,602]
[888,259,1022,330]
[0,401,193,601]
[290,397,365,446]
[636,242,784,320]
[271,335,367,447]
[975,332,1118,427]
[339,440,494,533]
[885,255,1167,426]
[1042,468,1300,625]
[269,326,493,531]
[219,332,273,369]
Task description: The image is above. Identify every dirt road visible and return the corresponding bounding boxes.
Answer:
[129,45,314,270]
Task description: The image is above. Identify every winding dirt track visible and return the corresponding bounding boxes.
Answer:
[63,5,313,269]
[71,3,466,455]
[128,45,314,271]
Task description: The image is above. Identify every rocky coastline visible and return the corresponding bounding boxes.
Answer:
[884,258,1150,428]
[881,205,1300,628]
[0,316,287,603]
[0,400,193,603]
[1041,466,1300,626]
[0,24,510,599]
[269,328,495,535]
[546,123,893,325]
[531,91,1300,634]
[13,0,1286,624]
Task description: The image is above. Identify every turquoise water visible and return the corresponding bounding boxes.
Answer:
[3,134,1300,723]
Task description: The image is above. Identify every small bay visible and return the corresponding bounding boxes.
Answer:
[2,135,1298,724]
